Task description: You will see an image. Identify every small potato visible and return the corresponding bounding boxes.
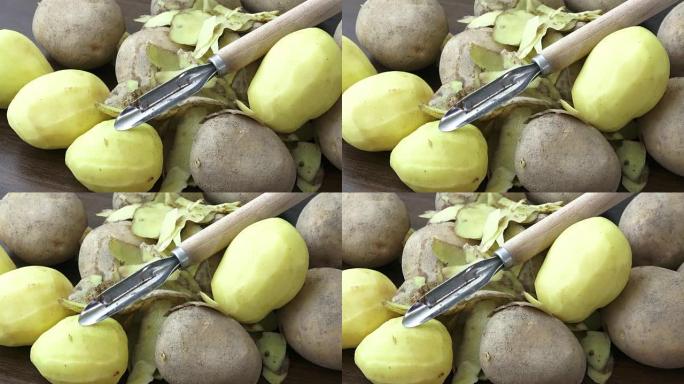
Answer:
[189,112,296,192]
[296,193,342,268]
[115,28,183,87]
[156,304,261,384]
[0,30,52,108]
[0,247,15,275]
[356,0,448,71]
[658,3,684,76]
[603,266,684,369]
[33,0,124,69]
[242,0,305,13]
[565,0,625,12]
[78,221,147,280]
[342,193,410,268]
[515,112,621,192]
[0,193,86,266]
[342,36,377,92]
[440,28,506,92]
[402,222,470,281]
[279,268,341,370]
[313,98,342,170]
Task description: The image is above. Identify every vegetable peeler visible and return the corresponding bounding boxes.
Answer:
[439,0,679,132]
[402,193,631,328]
[78,193,309,326]
[114,0,341,131]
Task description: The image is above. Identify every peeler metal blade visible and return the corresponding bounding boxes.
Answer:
[403,256,504,328]
[78,256,181,326]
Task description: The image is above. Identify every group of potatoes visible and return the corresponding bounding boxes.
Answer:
[0,192,344,384]
[0,0,343,193]
[341,192,684,384]
[341,0,684,192]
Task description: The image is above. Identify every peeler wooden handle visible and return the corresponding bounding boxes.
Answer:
[539,0,678,73]
[500,193,631,266]
[177,193,310,265]
[215,0,341,73]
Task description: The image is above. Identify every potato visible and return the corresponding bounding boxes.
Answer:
[515,112,621,192]
[33,0,124,69]
[526,192,581,204]
[212,218,308,323]
[391,122,488,192]
[355,318,452,384]
[535,217,631,322]
[248,28,341,133]
[204,192,261,204]
[402,222,470,281]
[0,30,52,108]
[618,193,684,269]
[565,0,625,11]
[78,222,147,280]
[342,71,434,152]
[279,268,341,370]
[189,112,296,192]
[0,246,15,275]
[296,193,341,268]
[603,266,684,368]
[572,27,669,132]
[640,78,684,176]
[480,304,586,384]
[115,27,183,87]
[342,36,377,92]
[242,0,305,13]
[439,28,506,92]
[31,316,127,384]
[313,98,342,170]
[0,266,73,346]
[151,0,240,15]
[356,0,448,71]
[679,262,684,273]
[658,3,684,76]
[342,193,410,267]
[66,120,163,192]
[342,268,397,349]
[156,304,261,384]
[7,70,109,149]
[0,193,86,266]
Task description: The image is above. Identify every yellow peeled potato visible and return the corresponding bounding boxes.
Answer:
[0,30,52,108]
[342,36,377,92]
[0,246,15,275]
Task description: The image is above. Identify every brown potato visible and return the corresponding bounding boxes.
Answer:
[526,192,581,204]
[658,3,684,77]
[115,28,183,87]
[401,222,470,282]
[313,99,342,170]
[296,194,341,268]
[565,0,624,11]
[78,221,147,280]
[242,0,305,12]
[203,192,261,205]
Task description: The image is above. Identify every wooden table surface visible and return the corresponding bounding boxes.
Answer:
[0,192,340,384]
[341,0,684,192]
[342,193,684,384]
[0,0,341,195]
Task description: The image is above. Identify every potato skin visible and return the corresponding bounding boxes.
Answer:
[658,3,684,76]
[78,222,147,280]
[439,28,506,91]
[401,222,469,281]
[480,304,586,384]
[242,0,305,12]
[203,192,261,205]
[342,193,410,267]
[0,193,86,266]
[602,266,684,369]
[313,99,342,170]
[155,305,262,384]
[279,268,341,370]
[115,28,182,86]
[526,192,581,204]
[189,112,296,192]
[150,0,240,15]
[515,112,621,192]
[296,194,342,268]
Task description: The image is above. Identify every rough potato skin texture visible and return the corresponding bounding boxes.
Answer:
[313,99,342,170]
[439,28,506,92]
[659,3,684,76]
[33,0,124,69]
[356,0,448,71]
[619,193,684,269]
[296,194,342,268]
[640,78,684,176]
[342,193,410,267]
[115,28,182,86]
[78,222,147,280]
[279,268,342,370]
[189,112,296,192]
[401,223,469,282]
[242,0,305,12]
[0,193,86,266]
[156,305,261,384]
[480,305,586,384]
[565,0,624,11]
[515,113,621,192]
[602,266,684,369]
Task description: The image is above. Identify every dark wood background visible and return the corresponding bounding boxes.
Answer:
[0,0,341,194]
[0,192,340,384]
[342,193,684,384]
[341,0,684,192]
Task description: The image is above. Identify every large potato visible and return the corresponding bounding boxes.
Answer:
[515,112,621,192]
[66,120,163,192]
[480,304,586,384]
[115,27,183,87]
[565,0,624,11]
[296,194,341,268]
[658,3,684,76]
[78,221,147,280]
[0,247,15,275]
[440,28,506,92]
[7,70,109,149]
[211,218,308,323]
[31,316,127,384]
[189,112,296,192]
[343,72,434,151]
[0,193,86,266]
[33,0,124,69]
[0,30,52,108]
[342,36,377,92]
[572,27,669,132]
[0,266,73,346]
[342,193,410,267]
[603,266,684,368]
[279,268,341,370]
[248,28,341,133]
[313,98,342,170]
[356,0,448,71]
[242,0,305,12]
[391,121,488,192]
[402,222,470,281]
